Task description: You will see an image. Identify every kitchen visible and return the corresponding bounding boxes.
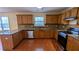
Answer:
[0,7,79,51]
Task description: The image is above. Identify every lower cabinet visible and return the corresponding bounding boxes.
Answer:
[1,31,24,51]
[1,35,13,51]
[34,30,56,39]
[67,36,79,51]
[22,30,28,39]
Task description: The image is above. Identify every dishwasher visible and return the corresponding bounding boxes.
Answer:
[27,31,34,38]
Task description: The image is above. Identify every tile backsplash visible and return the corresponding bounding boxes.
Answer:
[18,24,68,30]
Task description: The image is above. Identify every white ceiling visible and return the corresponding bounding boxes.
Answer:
[0,7,68,13]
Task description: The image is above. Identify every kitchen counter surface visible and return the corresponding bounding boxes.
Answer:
[0,29,21,35]
[57,30,67,31]
[68,34,79,40]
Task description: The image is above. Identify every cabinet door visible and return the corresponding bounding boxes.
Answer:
[46,15,58,24]
[61,13,65,24]
[52,16,58,24]
[28,15,33,24]
[46,15,52,24]
[1,35,13,50]
[71,8,78,17]
[22,15,33,24]
[22,30,28,38]
[22,15,28,24]
[45,30,54,38]
[67,36,79,51]
[65,10,71,18]
[12,33,19,47]
[61,13,69,24]
[58,15,62,24]
[17,15,23,25]
[77,8,79,24]
[18,31,23,41]
[34,30,44,38]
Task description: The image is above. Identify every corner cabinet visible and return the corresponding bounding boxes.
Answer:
[1,31,24,51]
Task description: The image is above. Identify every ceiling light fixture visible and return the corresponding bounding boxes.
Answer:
[37,6,42,9]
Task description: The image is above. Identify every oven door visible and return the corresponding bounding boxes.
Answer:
[58,32,67,50]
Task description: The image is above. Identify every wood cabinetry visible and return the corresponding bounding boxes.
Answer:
[65,10,71,18]
[77,8,79,24]
[34,30,56,39]
[57,14,62,24]
[22,30,28,38]
[17,15,23,25]
[67,36,79,51]
[22,15,28,24]
[58,7,78,25]
[12,32,20,47]
[61,13,69,24]
[46,15,58,24]
[27,15,33,24]
[17,15,33,25]
[71,8,78,17]
[1,35,13,50]
[1,31,24,51]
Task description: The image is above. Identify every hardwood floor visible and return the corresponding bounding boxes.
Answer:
[14,39,63,51]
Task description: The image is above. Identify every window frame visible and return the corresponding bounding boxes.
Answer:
[34,16,45,27]
[0,16,10,31]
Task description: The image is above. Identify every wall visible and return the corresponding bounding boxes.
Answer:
[0,13,18,31]
[69,20,77,25]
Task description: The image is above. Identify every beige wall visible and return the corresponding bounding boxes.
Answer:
[0,13,18,31]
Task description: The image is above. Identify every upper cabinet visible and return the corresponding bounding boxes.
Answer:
[46,15,53,24]
[46,15,58,24]
[77,8,79,24]
[17,15,33,25]
[17,15,23,25]
[22,15,28,24]
[57,14,62,24]
[65,10,71,18]
[27,15,33,24]
[58,7,79,25]
[71,8,78,17]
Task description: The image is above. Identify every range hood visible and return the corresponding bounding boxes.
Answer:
[64,17,77,20]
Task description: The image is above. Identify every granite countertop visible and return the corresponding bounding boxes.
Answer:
[68,34,79,40]
[0,31,13,35]
[57,30,67,31]
[0,29,21,35]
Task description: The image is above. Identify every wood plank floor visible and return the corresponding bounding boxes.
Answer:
[14,39,63,51]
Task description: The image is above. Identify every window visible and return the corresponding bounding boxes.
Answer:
[0,20,2,31]
[0,16,10,31]
[34,17,44,26]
